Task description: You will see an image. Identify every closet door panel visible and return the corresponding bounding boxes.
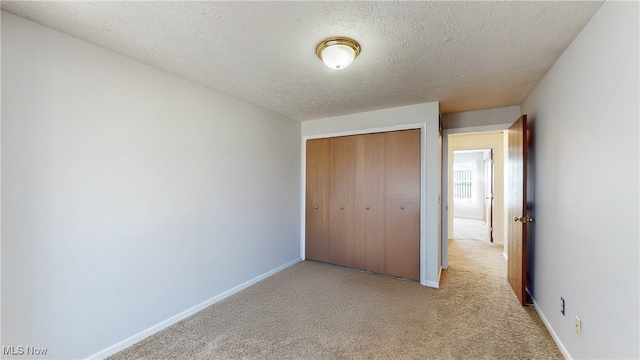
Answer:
[385,129,421,199]
[385,198,420,280]
[329,136,356,268]
[305,138,330,262]
[385,129,421,281]
[355,133,386,273]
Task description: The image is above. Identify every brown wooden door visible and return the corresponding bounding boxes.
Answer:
[305,138,330,262]
[329,136,357,268]
[354,133,386,273]
[507,115,529,305]
[385,129,421,281]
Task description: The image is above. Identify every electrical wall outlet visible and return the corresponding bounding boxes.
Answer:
[560,297,565,316]
[575,316,581,336]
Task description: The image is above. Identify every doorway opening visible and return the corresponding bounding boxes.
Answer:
[452,149,493,243]
[442,129,508,273]
[440,113,528,305]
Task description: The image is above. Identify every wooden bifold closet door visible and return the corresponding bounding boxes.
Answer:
[305,138,330,263]
[384,130,420,280]
[329,135,357,268]
[305,129,420,281]
[355,133,386,274]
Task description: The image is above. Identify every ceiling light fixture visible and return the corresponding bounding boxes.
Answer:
[316,37,361,70]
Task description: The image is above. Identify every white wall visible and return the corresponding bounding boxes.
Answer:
[442,106,521,130]
[301,102,442,287]
[1,12,301,359]
[521,2,639,358]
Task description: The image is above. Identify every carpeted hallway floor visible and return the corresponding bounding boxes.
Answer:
[453,217,491,242]
[108,240,561,359]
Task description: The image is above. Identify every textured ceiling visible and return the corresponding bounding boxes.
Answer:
[1,1,603,121]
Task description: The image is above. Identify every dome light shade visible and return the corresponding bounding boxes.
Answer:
[316,37,361,70]
[321,44,355,69]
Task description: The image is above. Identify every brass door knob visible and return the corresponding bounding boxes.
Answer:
[400,206,405,210]
[314,205,318,209]
[366,206,370,210]
[340,206,344,210]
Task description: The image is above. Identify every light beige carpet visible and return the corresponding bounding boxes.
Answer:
[108,240,561,359]
[453,217,490,242]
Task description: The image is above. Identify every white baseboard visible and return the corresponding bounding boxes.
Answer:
[422,266,441,288]
[86,257,303,360]
[527,290,571,360]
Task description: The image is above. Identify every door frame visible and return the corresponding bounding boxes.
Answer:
[441,124,511,269]
[450,148,492,235]
[484,149,494,242]
[301,123,435,286]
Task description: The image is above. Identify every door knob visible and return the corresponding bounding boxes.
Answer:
[340,206,344,210]
[366,206,370,210]
[314,205,318,209]
[400,206,405,210]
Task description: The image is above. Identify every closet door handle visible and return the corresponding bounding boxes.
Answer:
[366,206,370,210]
[314,205,318,209]
[340,206,344,210]
[400,205,405,210]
